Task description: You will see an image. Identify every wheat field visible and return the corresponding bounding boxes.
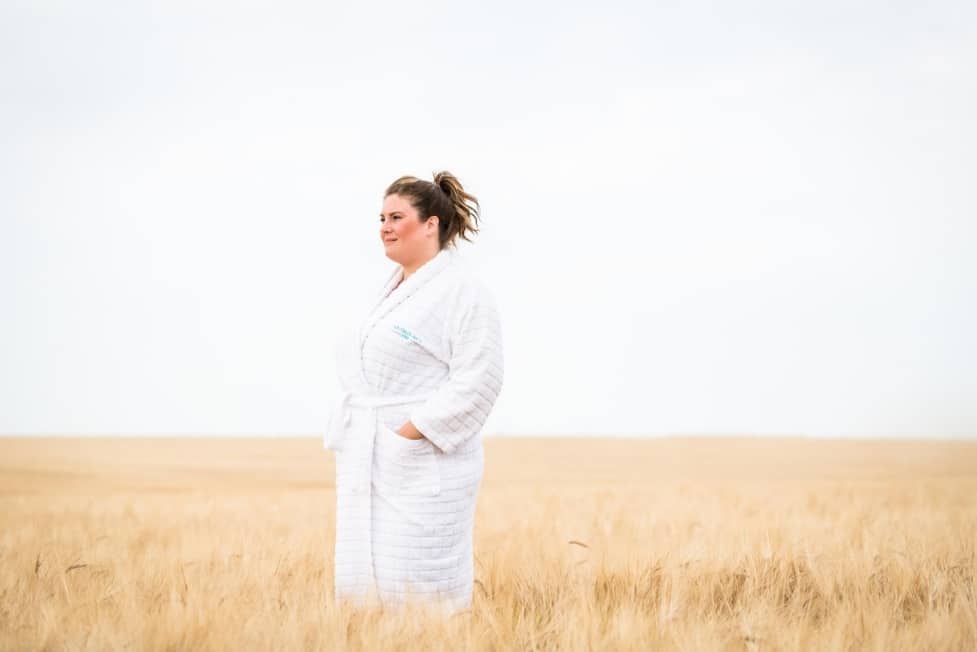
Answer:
[1,436,975,651]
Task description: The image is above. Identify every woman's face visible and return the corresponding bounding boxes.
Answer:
[379,193,439,266]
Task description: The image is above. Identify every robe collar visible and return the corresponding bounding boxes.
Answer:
[358,246,457,347]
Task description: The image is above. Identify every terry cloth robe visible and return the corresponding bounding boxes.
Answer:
[323,246,504,612]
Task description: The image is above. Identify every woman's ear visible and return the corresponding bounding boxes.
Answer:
[427,215,439,237]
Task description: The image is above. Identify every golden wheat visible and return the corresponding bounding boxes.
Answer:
[1,436,975,650]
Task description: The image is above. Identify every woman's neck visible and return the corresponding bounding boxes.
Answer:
[401,249,440,282]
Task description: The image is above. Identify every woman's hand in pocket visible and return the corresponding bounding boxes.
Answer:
[395,421,425,440]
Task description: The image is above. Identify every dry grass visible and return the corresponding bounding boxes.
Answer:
[1,436,975,650]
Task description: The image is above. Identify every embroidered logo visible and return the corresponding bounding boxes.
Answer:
[393,324,422,344]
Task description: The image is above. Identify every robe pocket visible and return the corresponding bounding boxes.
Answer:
[374,425,441,497]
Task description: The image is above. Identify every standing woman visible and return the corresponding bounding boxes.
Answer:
[323,171,504,612]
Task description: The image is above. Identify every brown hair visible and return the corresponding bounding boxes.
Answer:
[384,171,480,249]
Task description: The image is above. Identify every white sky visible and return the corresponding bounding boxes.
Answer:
[2,0,975,437]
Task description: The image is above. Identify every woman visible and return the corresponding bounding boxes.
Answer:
[323,171,504,612]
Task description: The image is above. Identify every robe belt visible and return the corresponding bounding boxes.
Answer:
[324,390,432,452]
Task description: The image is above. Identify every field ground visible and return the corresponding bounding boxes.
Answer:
[1,436,975,650]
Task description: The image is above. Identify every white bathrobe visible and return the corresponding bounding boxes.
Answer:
[323,246,504,611]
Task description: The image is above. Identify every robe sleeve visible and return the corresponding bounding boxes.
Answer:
[409,287,504,455]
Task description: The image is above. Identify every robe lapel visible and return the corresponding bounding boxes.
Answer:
[357,247,456,354]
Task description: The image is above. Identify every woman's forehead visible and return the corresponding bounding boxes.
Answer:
[381,193,415,214]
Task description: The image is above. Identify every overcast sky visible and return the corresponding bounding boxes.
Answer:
[2,0,975,437]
